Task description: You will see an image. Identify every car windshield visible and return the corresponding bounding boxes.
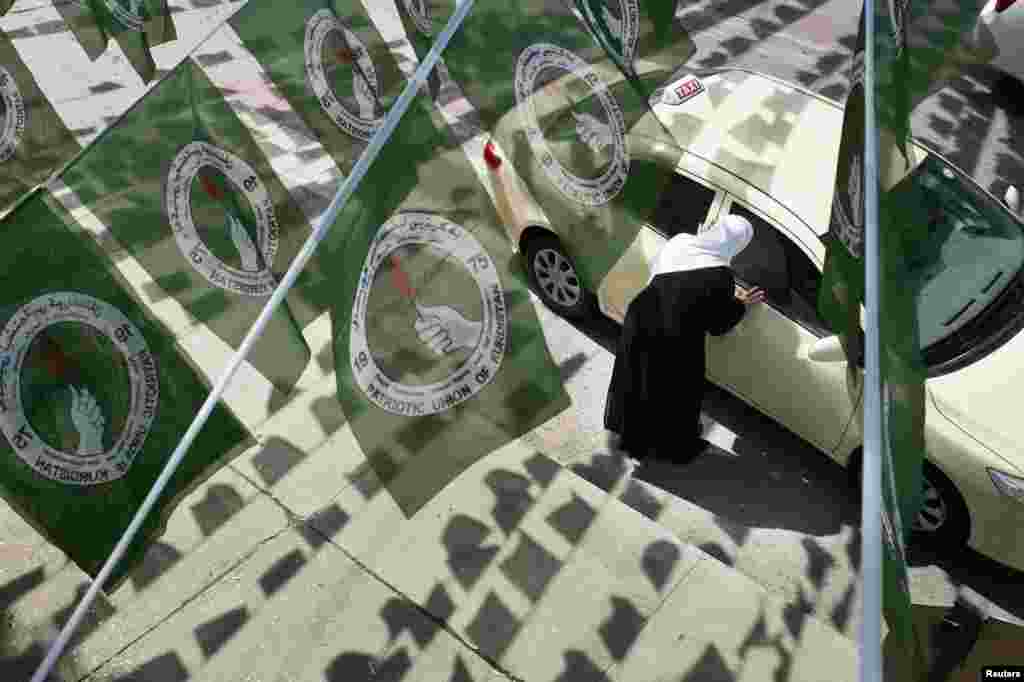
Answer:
[886,154,1024,351]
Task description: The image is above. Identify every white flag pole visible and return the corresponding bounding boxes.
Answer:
[860,0,883,681]
[30,2,475,680]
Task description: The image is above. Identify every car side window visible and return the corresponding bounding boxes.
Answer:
[648,172,716,238]
[727,202,830,337]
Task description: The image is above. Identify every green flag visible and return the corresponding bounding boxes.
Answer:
[817,7,929,677]
[0,32,81,219]
[225,0,408,322]
[895,0,1000,115]
[58,58,314,396]
[93,0,177,84]
[817,7,865,347]
[324,93,571,515]
[440,1,682,299]
[875,1,996,678]
[567,0,696,101]
[0,190,252,591]
[53,1,110,61]
[393,0,452,98]
[0,1,13,17]
[875,1,930,677]
[228,0,405,176]
[56,0,177,82]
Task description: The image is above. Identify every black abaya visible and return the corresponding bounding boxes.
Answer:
[604,267,746,458]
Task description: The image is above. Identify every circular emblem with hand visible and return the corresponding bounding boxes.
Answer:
[515,43,630,207]
[305,9,385,142]
[350,212,507,416]
[0,292,159,485]
[164,141,281,297]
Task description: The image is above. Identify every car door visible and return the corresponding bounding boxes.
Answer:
[705,198,859,454]
[598,168,724,321]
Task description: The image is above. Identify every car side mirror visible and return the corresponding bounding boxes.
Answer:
[807,335,848,363]
[1006,185,1021,217]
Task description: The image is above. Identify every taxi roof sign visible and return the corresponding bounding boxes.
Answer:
[662,74,706,106]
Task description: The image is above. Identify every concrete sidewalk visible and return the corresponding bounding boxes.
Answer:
[0,378,859,682]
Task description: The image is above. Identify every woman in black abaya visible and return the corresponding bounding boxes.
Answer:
[604,215,765,461]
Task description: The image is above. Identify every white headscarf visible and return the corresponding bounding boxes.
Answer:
[650,214,754,282]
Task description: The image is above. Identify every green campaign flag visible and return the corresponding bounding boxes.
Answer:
[441,0,682,295]
[58,58,315,396]
[875,1,996,678]
[895,0,998,115]
[0,32,81,219]
[226,1,407,315]
[228,0,405,176]
[55,0,177,82]
[875,1,931,677]
[393,0,452,99]
[0,190,252,591]
[324,93,571,515]
[53,0,110,60]
[91,0,177,84]
[567,0,696,101]
[817,6,865,347]
[817,6,929,677]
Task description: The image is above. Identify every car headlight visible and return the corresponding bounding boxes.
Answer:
[988,468,1024,504]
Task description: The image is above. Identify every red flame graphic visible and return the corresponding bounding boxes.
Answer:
[41,338,72,380]
[389,254,416,300]
[199,174,225,201]
[335,47,358,64]
[483,141,502,170]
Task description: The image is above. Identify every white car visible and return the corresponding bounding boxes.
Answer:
[981,0,1024,85]
[494,67,1024,572]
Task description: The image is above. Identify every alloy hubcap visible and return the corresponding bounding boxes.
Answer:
[533,248,582,308]
[913,475,948,533]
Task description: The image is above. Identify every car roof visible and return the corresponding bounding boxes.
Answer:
[648,68,928,241]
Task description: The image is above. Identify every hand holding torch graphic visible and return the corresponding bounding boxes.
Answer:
[389,252,481,356]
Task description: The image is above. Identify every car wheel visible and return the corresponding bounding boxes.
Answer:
[910,461,971,550]
[524,233,588,320]
[847,452,971,550]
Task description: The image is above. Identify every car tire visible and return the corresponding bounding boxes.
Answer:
[523,233,589,320]
[847,453,971,551]
[910,460,971,551]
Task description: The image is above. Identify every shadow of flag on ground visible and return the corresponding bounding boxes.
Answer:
[323,91,571,516]
[0,190,251,592]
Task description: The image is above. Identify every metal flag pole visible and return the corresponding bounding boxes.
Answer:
[860,0,883,680]
[29,1,476,680]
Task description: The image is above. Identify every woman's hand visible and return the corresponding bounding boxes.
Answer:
[735,284,767,306]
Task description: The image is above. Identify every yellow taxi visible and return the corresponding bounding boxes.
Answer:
[491,66,1024,573]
